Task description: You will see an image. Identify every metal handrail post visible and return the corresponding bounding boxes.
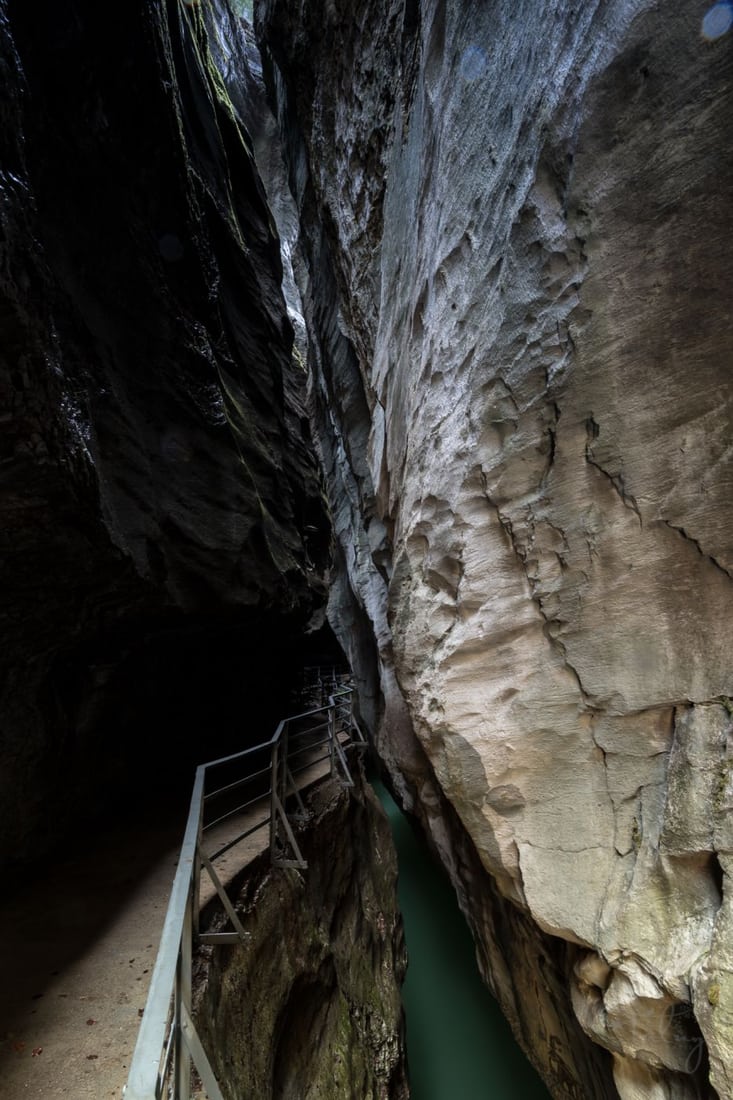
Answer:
[125,766,205,1100]
[174,880,193,1100]
[192,815,202,941]
[269,739,279,862]
[281,719,289,808]
[328,702,337,778]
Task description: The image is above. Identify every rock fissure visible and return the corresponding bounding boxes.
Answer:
[662,520,733,586]
[584,415,643,528]
[486,479,600,713]
[590,723,615,826]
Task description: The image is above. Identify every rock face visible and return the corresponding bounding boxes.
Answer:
[0,0,329,871]
[194,775,409,1100]
[258,1,733,1096]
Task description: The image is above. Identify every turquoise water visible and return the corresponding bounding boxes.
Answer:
[371,778,551,1100]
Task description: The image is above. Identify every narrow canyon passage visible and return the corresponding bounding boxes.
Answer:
[372,777,551,1100]
[2,0,732,1096]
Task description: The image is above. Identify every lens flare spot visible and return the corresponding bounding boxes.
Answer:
[459,45,488,82]
[702,2,733,39]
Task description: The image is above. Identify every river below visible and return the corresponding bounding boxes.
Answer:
[371,777,552,1100]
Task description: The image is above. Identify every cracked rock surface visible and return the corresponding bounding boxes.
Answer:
[259,0,733,1096]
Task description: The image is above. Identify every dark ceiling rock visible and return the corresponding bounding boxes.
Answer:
[0,0,329,871]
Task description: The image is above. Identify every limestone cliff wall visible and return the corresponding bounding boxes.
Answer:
[0,0,328,869]
[259,1,733,1096]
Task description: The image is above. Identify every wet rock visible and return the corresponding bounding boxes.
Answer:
[259,0,733,1094]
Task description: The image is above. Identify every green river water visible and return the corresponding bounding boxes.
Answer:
[371,778,552,1100]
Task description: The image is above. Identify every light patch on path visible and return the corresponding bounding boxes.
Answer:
[0,804,186,1100]
[0,744,339,1099]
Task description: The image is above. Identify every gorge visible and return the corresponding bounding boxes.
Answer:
[1,1,732,1098]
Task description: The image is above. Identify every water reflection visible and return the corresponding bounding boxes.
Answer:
[371,778,551,1100]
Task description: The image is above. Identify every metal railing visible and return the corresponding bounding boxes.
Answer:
[123,684,366,1100]
[300,664,352,708]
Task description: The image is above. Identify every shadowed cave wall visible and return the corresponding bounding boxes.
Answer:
[0,0,331,872]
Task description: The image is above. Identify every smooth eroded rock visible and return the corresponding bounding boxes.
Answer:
[258,0,733,1095]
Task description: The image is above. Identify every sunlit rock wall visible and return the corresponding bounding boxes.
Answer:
[258,1,733,1096]
[0,0,328,869]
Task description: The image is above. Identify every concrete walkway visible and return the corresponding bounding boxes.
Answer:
[0,744,337,1099]
[0,800,189,1099]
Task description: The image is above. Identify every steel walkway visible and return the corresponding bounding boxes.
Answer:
[123,675,365,1100]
